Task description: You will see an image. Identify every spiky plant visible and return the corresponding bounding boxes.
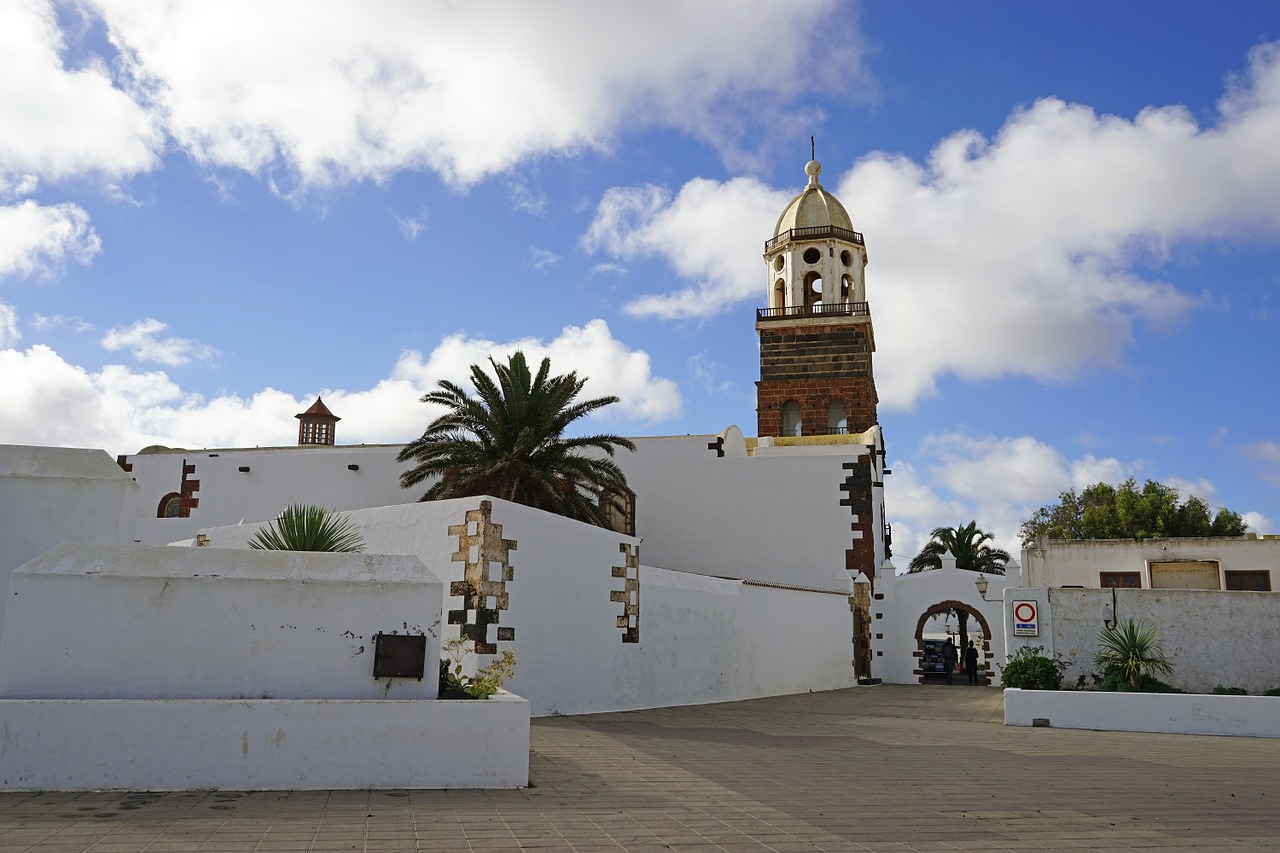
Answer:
[397,351,636,528]
[1094,618,1175,691]
[248,504,366,553]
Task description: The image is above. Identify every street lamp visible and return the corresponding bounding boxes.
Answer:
[974,573,1001,602]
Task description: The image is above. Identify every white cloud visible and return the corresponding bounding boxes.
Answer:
[586,40,1280,407]
[509,181,548,217]
[30,313,94,333]
[395,210,427,241]
[0,0,160,183]
[100,318,217,367]
[583,179,790,320]
[1244,511,1275,535]
[88,0,859,190]
[528,247,560,270]
[1245,440,1280,487]
[0,302,19,347]
[0,200,101,279]
[0,320,680,452]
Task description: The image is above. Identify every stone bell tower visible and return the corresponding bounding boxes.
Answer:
[756,156,878,438]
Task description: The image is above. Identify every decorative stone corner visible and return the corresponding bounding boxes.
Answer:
[611,542,640,643]
[447,501,516,654]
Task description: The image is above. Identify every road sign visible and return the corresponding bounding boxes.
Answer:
[1013,600,1039,637]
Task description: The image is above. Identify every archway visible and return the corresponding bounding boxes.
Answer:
[913,600,993,685]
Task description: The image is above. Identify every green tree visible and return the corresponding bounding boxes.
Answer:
[1094,618,1175,691]
[248,504,366,552]
[909,522,1010,664]
[1020,478,1248,546]
[397,351,636,528]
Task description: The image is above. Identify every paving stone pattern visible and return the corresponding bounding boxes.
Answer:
[2,685,1279,851]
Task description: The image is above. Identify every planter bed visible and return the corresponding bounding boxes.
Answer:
[1004,688,1280,738]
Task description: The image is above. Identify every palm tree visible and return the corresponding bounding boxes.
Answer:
[1094,618,1175,691]
[909,522,1010,671]
[248,504,366,552]
[908,521,1010,574]
[397,351,636,528]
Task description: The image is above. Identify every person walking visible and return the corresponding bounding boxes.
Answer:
[942,638,958,685]
[965,640,980,684]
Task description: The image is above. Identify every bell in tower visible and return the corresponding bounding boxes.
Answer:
[756,155,878,438]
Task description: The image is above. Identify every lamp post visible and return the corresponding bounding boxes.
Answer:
[975,573,1001,602]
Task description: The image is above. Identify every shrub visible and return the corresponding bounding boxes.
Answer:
[1000,646,1067,690]
[1265,687,1280,697]
[1093,619,1174,691]
[1212,685,1248,695]
[248,504,365,552]
[1097,670,1183,693]
[439,636,517,700]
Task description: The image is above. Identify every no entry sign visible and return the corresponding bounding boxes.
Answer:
[1013,600,1039,636]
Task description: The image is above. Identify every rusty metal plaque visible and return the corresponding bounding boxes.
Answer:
[372,633,427,679]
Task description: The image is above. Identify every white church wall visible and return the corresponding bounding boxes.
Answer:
[1021,537,1280,589]
[0,694,529,791]
[0,543,442,701]
[198,496,858,716]
[620,430,875,592]
[0,445,139,641]
[124,444,409,545]
[1026,587,1280,694]
[871,558,1018,684]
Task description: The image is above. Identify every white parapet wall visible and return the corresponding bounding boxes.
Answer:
[198,497,859,716]
[0,694,529,791]
[0,543,443,700]
[1004,688,1280,738]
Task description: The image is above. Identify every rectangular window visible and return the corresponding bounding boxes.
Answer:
[1225,570,1271,591]
[1100,572,1141,589]
[1150,560,1220,589]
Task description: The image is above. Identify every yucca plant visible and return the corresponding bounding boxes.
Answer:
[248,504,365,553]
[1094,618,1175,691]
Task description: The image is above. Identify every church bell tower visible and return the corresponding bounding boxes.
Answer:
[756,156,878,438]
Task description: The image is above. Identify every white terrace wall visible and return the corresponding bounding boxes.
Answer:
[198,496,858,716]
[871,556,1019,684]
[123,425,881,593]
[1022,537,1280,590]
[622,426,882,592]
[0,543,442,701]
[123,444,408,545]
[1019,587,1280,694]
[0,445,139,641]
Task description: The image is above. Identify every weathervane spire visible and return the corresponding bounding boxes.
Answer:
[810,136,815,161]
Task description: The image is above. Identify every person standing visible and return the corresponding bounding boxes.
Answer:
[965,640,980,684]
[942,638,958,685]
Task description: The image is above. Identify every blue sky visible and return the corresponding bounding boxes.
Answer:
[2,0,1278,560]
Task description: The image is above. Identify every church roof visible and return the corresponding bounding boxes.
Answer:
[772,159,854,236]
[296,397,340,421]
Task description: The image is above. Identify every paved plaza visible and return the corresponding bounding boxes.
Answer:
[2,684,1279,852]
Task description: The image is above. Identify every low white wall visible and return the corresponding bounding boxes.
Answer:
[1040,587,1280,694]
[0,543,442,701]
[0,445,139,641]
[0,694,529,790]
[199,497,858,716]
[1005,689,1280,738]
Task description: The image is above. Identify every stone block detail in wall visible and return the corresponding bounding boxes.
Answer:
[610,542,640,643]
[839,458,876,579]
[446,500,516,655]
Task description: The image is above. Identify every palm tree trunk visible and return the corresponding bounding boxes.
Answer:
[957,610,969,671]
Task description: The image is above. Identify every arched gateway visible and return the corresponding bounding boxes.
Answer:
[913,599,993,685]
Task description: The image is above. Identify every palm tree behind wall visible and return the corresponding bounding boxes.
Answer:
[397,351,636,529]
[909,522,1010,670]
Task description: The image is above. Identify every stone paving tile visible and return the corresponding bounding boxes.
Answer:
[2,685,1280,851]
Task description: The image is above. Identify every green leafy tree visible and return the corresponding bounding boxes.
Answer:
[1094,618,1176,691]
[909,522,1009,659]
[248,504,365,552]
[398,351,636,528]
[1020,478,1248,546]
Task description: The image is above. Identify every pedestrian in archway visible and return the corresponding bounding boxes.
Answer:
[965,640,980,684]
[942,638,957,685]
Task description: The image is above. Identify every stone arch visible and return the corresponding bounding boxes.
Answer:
[157,492,182,518]
[912,599,993,685]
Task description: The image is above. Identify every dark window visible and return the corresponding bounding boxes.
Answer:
[1225,571,1271,591]
[157,492,183,518]
[1100,572,1141,588]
